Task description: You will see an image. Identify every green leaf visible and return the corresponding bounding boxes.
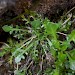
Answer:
[14,70,25,75]
[70,60,75,70]
[44,19,58,34]
[60,41,70,51]
[69,49,75,60]
[31,19,41,29]
[2,25,13,32]
[58,52,66,62]
[66,52,75,70]
[43,18,59,38]
[0,51,6,57]
[53,69,59,75]
[51,39,60,49]
[68,30,75,42]
[47,38,52,47]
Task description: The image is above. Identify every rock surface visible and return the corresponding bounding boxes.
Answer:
[32,0,75,20]
[0,0,75,20]
[0,0,17,15]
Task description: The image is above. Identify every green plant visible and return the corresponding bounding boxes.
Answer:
[1,11,75,75]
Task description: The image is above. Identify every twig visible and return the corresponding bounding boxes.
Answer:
[62,14,72,26]
[57,32,67,36]
[66,6,75,15]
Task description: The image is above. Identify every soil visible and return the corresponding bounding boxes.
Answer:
[0,0,75,23]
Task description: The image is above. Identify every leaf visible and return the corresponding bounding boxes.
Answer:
[51,39,60,49]
[0,51,6,57]
[8,56,13,64]
[47,38,52,47]
[66,52,75,70]
[31,19,41,29]
[68,30,75,42]
[69,49,75,60]
[15,54,25,63]
[43,18,60,39]
[70,60,75,70]
[14,70,25,75]
[58,52,66,62]
[2,25,13,32]
[60,41,70,51]
[53,69,59,75]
